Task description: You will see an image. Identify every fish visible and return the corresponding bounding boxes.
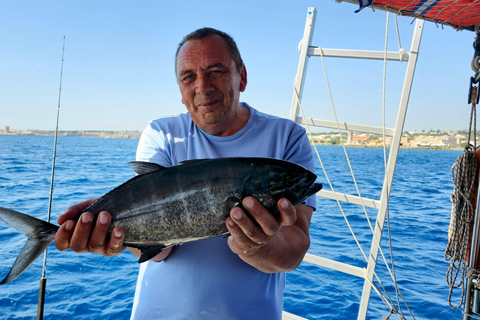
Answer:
[0,157,322,284]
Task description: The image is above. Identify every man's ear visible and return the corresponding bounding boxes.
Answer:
[239,65,247,92]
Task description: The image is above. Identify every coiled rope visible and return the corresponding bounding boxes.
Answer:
[445,84,478,309]
[446,145,477,308]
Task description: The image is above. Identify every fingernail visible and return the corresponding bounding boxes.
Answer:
[65,220,74,231]
[82,213,93,223]
[281,199,289,209]
[244,198,254,209]
[113,230,122,238]
[227,218,235,227]
[99,212,109,224]
[233,210,243,220]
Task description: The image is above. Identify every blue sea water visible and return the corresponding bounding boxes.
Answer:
[0,135,463,319]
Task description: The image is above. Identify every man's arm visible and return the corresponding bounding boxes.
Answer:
[226,196,313,273]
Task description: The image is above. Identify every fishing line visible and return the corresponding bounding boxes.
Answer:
[37,36,65,320]
[31,52,51,75]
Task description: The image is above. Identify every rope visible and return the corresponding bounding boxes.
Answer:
[394,14,406,62]
[292,12,412,318]
[466,267,480,279]
[383,14,401,317]
[445,26,480,310]
[463,311,480,320]
[383,14,415,320]
[394,14,402,51]
[383,13,410,320]
[293,86,395,312]
[291,11,420,319]
[445,98,478,309]
[382,308,394,320]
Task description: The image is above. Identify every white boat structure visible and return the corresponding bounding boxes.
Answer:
[283,2,480,320]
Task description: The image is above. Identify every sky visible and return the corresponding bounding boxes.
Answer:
[0,0,477,132]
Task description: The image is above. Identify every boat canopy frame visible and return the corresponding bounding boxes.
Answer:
[283,7,424,320]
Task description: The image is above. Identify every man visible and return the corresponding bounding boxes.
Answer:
[55,28,316,319]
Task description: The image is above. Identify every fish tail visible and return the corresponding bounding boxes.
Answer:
[0,207,59,284]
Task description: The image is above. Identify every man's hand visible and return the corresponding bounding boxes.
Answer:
[54,198,126,257]
[226,197,313,273]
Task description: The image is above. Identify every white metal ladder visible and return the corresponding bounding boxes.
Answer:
[283,7,425,320]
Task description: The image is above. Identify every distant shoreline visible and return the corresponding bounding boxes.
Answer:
[0,131,142,139]
[311,143,461,151]
[0,133,464,150]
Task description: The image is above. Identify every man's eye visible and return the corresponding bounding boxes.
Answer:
[182,75,194,83]
[209,70,223,77]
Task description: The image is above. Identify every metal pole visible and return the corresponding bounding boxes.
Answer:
[464,170,480,320]
[357,19,424,320]
[37,36,65,320]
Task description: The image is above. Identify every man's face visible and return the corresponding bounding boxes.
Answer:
[176,35,247,135]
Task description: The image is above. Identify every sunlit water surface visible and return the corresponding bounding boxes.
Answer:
[0,136,462,319]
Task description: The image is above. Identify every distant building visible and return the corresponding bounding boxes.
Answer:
[351,136,371,145]
[4,126,9,134]
[406,135,458,148]
[441,136,458,147]
[347,131,371,145]
[456,135,467,146]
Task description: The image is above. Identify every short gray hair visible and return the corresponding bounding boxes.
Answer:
[175,27,244,76]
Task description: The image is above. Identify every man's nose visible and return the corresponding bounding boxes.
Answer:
[195,73,214,95]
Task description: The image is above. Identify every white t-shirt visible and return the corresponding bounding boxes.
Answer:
[130,103,316,320]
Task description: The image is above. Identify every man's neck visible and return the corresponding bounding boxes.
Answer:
[199,104,250,137]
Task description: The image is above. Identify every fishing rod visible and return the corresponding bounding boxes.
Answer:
[37,36,65,320]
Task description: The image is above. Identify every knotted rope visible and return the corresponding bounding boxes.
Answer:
[445,92,478,308]
[446,145,477,308]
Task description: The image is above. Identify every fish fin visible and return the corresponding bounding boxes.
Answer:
[136,245,167,263]
[179,159,211,165]
[0,207,58,284]
[1,236,54,285]
[128,161,165,175]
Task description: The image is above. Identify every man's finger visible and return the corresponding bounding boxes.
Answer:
[105,227,126,257]
[241,197,280,237]
[57,197,99,225]
[277,198,296,226]
[54,220,75,251]
[227,207,270,256]
[88,211,111,254]
[69,212,94,253]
